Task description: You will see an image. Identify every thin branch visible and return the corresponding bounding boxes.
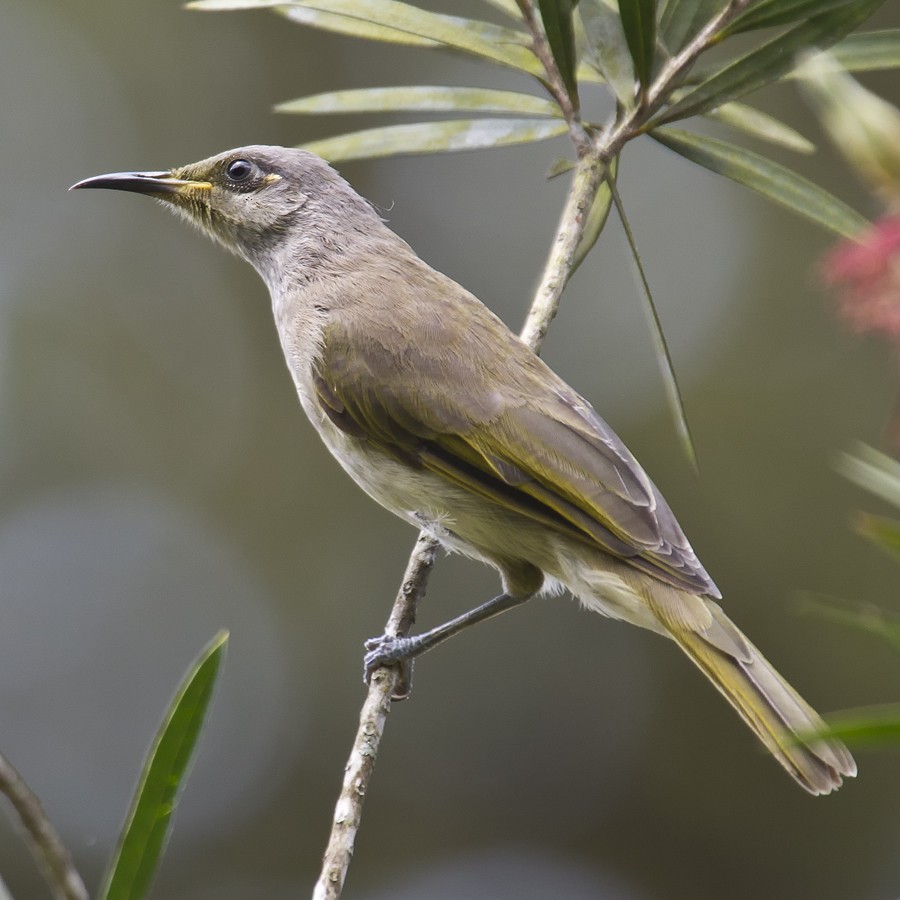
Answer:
[514,0,589,155]
[519,153,604,351]
[597,0,753,162]
[0,751,88,900]
[312,533,437,900]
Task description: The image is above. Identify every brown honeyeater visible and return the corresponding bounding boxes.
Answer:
[72,146,856,795]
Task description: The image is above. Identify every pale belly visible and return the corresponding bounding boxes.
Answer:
[298,389,660,630]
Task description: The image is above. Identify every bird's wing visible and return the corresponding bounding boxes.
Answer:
[313,295,718,597]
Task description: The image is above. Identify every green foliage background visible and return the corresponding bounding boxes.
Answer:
[1,1,899,898]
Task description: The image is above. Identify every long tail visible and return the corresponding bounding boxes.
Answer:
[648,591,856,795]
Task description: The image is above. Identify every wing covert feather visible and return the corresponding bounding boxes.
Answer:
[312,287,718,597]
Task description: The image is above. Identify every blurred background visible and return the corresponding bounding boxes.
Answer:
[2,2,900,898]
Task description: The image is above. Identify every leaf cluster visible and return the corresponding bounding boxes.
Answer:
[189,0,896,465]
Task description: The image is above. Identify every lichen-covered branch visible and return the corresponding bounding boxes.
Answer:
[519,153,603,351]
[312,534,437,900]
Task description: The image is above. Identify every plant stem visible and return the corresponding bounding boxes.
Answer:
[0,751,88,900]
[519,152,603,350]
[312,533,437,900]
[596,0,752,161]
[515,0,589,155]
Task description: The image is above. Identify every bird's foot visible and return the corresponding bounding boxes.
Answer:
[364,635,416,700]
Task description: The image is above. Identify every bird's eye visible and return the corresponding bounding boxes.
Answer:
[226,159,255,182]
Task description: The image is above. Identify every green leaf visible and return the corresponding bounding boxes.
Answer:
[823,29,900,73]
[618,0,657,90]
[191,0,429,46]
[658,0,721,54]
[819,705,900,747]
[610,180,699,473]
[656,0,887,125]
[546,156,576,178]
[98,631,229,900]
[652,126,868,238]
[301,118,569,163]
[703,101,815,154]
[797,593,900,653]
[538,0,580,106]
[837,444,900,509]
[728,0,860,35]
[855,512,900,561]
[580,0,637,105]
[277,4,436,47]
[188,0,543,77]
[277,85,561,117]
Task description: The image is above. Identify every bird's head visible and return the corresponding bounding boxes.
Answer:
[71,145,384,283]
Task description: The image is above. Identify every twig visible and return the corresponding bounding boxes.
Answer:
[0,751,88,900]
[312,533,437,900]
[596,0,752,162]
[514,0,589,154]
[519,153,603,351]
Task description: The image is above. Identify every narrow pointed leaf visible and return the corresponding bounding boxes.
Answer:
[855,512,900,561]
[818,706,900,746]
[656,0,887,125]
[793,703,900,748]
[277,86,561,117]
[704,101,815,153]
[619,0,657,89]
[98,631,228,900]
[546,156,578,181]
[301,118,568,163]
[816,29,900,74]
[277,4,436,46]
[580,0,637,105]
[189,0,542,76]
[610,181,699,473]
[728,0,861,35]
[575,60,607,84]
[658,0,721,54]
[191,0,432,45]
[837,444,900,508]
[652,127,868,238]
[538,0,579,105]
[798,593,900,653]
[547,156,576,178]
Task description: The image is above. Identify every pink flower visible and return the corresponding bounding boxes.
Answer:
[821,217,900,342]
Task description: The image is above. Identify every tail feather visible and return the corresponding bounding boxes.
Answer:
[654,596,856,795]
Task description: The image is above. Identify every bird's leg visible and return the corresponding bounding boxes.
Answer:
[364,591,534,696]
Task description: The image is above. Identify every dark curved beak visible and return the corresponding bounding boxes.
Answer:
[69,171,212,196]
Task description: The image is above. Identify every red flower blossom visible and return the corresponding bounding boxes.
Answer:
[821,217,900,342]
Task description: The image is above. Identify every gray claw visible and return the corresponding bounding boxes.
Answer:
[363,635,415,700]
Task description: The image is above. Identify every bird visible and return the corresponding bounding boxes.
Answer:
[72,145,856,794]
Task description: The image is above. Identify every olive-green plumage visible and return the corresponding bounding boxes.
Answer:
[72,145,856,794]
